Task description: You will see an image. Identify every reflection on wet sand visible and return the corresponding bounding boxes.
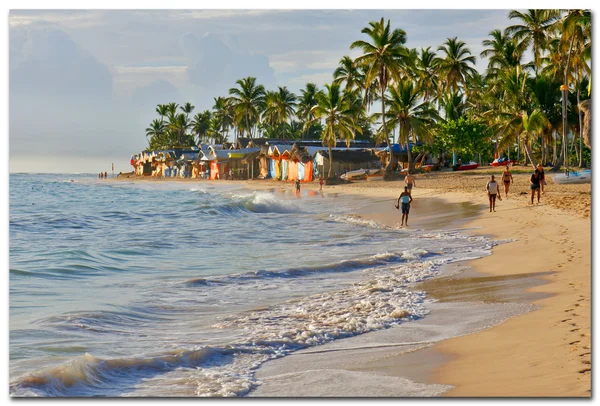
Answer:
[418,268,553,304]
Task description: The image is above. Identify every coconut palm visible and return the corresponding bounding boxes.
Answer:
[499,109,548,168]
[297,83,322,139]
[262,86,297,129]
[180,102,195,121]
[414,47,440,105]
[228,77,266,140]
[378,79,439,170]
[333,56,363,92]
[351,17,410,177]
[506,10,560,73]
[436,37,478,96]
[480,29,527,75]
[156,104,169,124]
[308,83,362,179]
[192,110,212,144]
[168,113,191,146]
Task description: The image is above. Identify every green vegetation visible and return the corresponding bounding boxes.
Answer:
[144,9,591,175]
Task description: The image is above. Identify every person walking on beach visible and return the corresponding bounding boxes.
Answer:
[404,171,416,192]
[295,178,301,197]
[502,166,514,197]
[536,164,546,194]
[395,186,413,226]
[486,175,501,212]
[104,171,108,179]
[530,168,541,204]
[318,176,324,192]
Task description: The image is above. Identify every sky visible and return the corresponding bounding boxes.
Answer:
[5,7,550,173]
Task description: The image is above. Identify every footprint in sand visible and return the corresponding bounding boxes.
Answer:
[570,328,580,332]
[569,340,580,345]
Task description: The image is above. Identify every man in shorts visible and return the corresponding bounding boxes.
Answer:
[404,171,416,192]
[395,186,413,227]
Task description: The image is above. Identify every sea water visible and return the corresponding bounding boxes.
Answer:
[9,173,495,397]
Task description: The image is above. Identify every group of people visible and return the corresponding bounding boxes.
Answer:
[98,171,108,179]
[395,163,548,223]
[485,164,546,212]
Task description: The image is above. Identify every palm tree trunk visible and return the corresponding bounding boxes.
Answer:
[577,86,583,167]
[406,128,413,171]
[523,136,536,170]
[328,145,334,179]
[552,130,557,164]
[381,85,394,178]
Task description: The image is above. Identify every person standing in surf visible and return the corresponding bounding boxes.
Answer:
[486,175,501,212]
[502,166,514,198]
[318,176,324,192]
[295,178,301,197]
[395,186,413,226]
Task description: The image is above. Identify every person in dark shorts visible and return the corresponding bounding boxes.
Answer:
[295,178,301,197]
[404,171,416,192]
[536,164,546,194]
[502,166,514,198]
[486,175,501,212]
[530,168,541,204]
[395,186,413,226]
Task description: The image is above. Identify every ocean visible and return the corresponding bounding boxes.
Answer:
[9,173,497,397]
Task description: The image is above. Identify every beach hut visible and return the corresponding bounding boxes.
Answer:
[314,149,381,177]
[289,144,314,182]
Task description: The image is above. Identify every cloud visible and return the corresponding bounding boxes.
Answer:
[10,26,113,106]
[181,32,276,93]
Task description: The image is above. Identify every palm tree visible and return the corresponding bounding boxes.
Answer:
[499,110,549,169]
[333,56,362,92]
[168,113,191,146]
[379,79,439,170]
[262,86,297,130]
[180,102,195,120]
[415,47,440,105]
[156,104,169,124]
[351,17,410,177]
[480,29,527,75]
[436,37,478,95]
[192,110,212,144]
[228,77,266,140]
[212,96,234,142]
[506,9,560,73]
[308,83,362,179]
[297,83,321,139]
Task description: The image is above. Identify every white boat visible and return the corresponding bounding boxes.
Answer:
[341,169,368,180]
[553,169,591,184]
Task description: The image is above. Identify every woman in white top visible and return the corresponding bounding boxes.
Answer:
[486,175,501,212]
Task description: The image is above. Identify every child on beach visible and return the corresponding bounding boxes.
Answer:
[486,175,501,212]
[395,186,413,226]
[295,179,301,197]
[502,166,514,197]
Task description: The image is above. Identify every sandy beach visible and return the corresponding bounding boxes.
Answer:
[115,167,591,397]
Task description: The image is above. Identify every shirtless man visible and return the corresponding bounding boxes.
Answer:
[395,186,413,226]
[502,166,514,197]
[404,171,416,192]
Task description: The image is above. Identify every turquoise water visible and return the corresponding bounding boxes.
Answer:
[9,174,493,397]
